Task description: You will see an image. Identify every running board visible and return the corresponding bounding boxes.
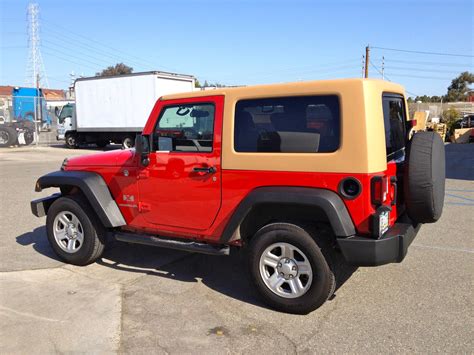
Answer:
[113,232,230,256]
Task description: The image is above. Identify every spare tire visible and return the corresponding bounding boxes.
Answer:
[404,131,445,223]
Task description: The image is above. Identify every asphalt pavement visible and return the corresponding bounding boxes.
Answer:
[0,144,473,353]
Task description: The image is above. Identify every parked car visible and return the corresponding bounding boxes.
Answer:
[31,79,445,314]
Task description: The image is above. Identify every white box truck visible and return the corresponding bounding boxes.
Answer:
[57,71,195,149]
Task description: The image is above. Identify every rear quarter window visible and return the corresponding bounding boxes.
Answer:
[234,95,340,153]
[382,93,407,161]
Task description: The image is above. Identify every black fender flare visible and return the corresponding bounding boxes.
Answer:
[219,187,355,242]
[34,170,126,228]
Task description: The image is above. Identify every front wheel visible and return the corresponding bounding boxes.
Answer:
[247,223,335,314]
[122,136,134,149]
[65,133,78,149]
[46,195,106,265]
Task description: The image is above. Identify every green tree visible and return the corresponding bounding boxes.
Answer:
[96,63,133,77]
[194,79,201,88]
[444,71,474,102]
[442,107,461,135]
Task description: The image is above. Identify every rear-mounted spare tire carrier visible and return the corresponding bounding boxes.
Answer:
[34,170,126,228]
[404,131,445,223]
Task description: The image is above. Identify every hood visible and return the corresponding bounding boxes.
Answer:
[66,149,136,168]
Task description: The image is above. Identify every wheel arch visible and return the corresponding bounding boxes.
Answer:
[219,187,356,243]
[35,170,126,228]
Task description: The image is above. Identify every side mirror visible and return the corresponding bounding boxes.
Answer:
[135,134,150,166]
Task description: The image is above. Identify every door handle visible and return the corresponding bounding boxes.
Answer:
[193,166,216,174]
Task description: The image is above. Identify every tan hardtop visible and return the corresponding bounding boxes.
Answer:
[162,78,407,174]
[161,78,405,101]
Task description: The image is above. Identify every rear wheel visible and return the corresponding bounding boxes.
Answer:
[0,126,17,147]
[46,195,106,265]
[65,132,78,149]
[247,223,335,314]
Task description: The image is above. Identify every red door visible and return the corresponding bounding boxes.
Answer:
[137,95,224,231]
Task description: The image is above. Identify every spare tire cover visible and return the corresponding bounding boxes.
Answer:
[404,131,445,223]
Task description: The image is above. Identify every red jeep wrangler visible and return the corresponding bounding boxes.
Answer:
[31,79,445,314]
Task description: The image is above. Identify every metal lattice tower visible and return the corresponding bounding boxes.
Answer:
[25,2,49,88]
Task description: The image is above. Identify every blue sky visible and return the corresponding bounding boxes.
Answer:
[1,0,473,97]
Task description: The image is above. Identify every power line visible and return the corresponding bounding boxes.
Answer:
[385,66,463,74]
[384,73,453,81]
[373,58,472,68]
[41,27,156,71]
[41,20,177,71]
[41,49,99,71]
[369,60,393,81]
[372,46,473,58]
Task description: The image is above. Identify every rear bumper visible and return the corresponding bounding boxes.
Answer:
[337,217,421,266]
[31,193,61,217]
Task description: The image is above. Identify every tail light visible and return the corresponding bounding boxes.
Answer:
[370,176,388,206]
[370,176,391,237]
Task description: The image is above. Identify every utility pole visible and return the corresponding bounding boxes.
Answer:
[361,55,365,78]
[382,56,385,80]
[34,73,40,146]
[364,45,370,78]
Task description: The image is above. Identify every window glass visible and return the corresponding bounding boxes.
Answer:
[154,103,215,152]
[382,94,407,160]
[59,104,73,123]
[234,95,340,153]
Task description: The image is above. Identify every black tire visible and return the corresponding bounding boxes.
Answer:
[122,136,134,149]
[96,140,108,148]
[24,130,34,145]
[46,195,107,265]
[65,132,78,149]
[0,126,18,147]
[404,131,445,223]
[247,223,335,314]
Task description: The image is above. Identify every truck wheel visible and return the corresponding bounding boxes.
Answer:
[46,195,107,266]
[0,126,17,147]
[65,133,78,149]
[24,130,35,145]
[247,223,335,314]
[122,136,134,149]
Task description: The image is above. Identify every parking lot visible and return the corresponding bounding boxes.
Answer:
[0,144,472,353]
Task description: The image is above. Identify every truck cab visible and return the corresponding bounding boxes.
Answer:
[56,103,76,142]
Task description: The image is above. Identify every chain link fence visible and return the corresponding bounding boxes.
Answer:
[0,94,74,148]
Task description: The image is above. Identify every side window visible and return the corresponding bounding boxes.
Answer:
[382,94,407,161]
[154,103,215,152]
[59,104,73,123]
[234,95,340,153]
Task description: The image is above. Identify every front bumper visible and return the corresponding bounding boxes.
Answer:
[337,217,421,266]
[31,193,61,217]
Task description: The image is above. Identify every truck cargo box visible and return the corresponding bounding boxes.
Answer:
[74,71,195,132]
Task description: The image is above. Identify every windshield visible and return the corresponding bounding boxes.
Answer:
[59,104,74,124]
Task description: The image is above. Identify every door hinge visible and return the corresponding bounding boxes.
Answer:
[138,202,151,212]
[137,170,150,180]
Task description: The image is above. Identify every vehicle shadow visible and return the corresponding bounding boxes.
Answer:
[16,226,62,262]
[445,143,474,180]
[16,227,357,310]
[98,241,357,308]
